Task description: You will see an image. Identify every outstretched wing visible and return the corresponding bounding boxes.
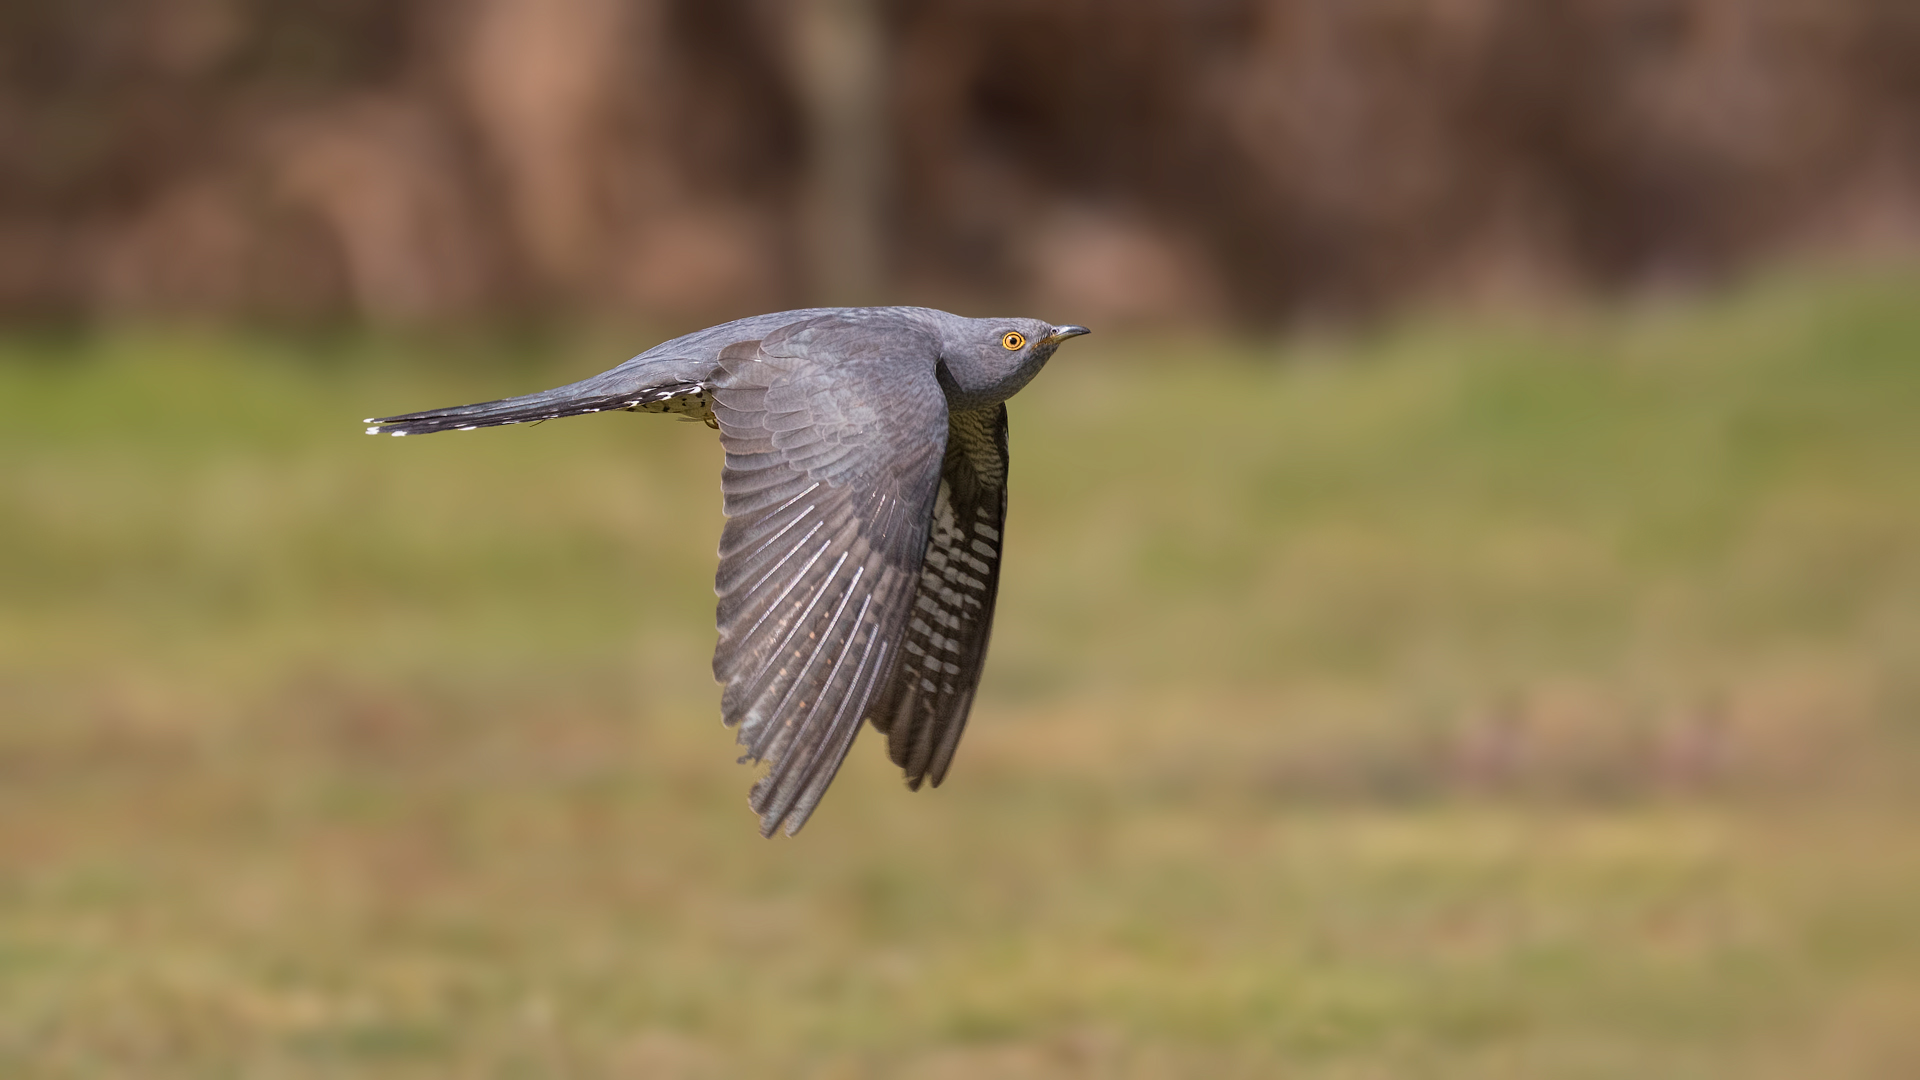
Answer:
[709,315,949,836]
[868,404,1009,790]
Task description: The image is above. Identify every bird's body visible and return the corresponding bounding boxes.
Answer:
[366,307,1087,835]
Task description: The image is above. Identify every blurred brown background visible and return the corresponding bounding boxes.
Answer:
[7,4,1920,1075]
[4,0,1918,328]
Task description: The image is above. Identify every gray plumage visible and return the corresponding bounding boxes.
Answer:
[365,307,1089,836]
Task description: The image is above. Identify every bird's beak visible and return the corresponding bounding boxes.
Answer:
[1042,325,1091,346]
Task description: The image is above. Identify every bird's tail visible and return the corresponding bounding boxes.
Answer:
[364,380,710,437]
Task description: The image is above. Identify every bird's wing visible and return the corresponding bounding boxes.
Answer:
[709,317,949,836]
[866,404,1009,790]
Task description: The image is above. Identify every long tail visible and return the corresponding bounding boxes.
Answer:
[365,380,710,437]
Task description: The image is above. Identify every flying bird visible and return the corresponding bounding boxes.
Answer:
[365,307,1089,836]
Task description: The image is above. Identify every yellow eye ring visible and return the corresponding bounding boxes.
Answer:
[1002,331,1026,350]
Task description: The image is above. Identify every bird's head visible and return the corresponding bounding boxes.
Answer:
[933,315,1090,410]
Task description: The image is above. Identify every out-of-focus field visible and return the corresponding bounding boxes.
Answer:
[3,274,1918,1077]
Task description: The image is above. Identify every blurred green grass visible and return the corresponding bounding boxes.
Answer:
[3,273,1919,1077]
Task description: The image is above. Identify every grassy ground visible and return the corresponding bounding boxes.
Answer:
[2,273,1918,1077]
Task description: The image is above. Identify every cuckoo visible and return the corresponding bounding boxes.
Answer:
[365,308,1090,836]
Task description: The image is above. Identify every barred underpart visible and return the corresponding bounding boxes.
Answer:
[867,403,1009,790]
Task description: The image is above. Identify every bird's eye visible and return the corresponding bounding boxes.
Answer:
[1002,331,1026,350]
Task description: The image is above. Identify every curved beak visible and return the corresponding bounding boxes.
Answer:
[1042,324,1091,346]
